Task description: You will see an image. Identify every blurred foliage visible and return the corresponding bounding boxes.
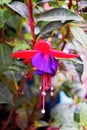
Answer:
[0,0,87,130]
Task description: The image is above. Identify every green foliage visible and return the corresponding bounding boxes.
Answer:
[0,44,13,72]
[0,73,17,95]
[50,104,74,127]
[7,15,22,31]
[0,0,12,5]
[12,40,30,52]
[16,107,28,129]
[41,21,68,35]
[0,82,13,105]
[0,0,87,129]
[60,80,74,97]
[36,7,83,22]
[73,102,87,129]
[0,8,11,28]
[7,1,28,17]
[60,121,81,130]
[70,26,87,49]
[34,120,48,128]
[80,102,87,128]
[74,109,80,123]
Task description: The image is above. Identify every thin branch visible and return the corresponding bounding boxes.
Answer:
[28,0,35,46]
[0,28,4,43]
[61,25,70,51]
[1,72,29,130]
[68,0,72,9]
[25,92,42,130]
[76,0,78,13]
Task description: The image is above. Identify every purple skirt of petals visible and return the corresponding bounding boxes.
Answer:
[32,52,58,76]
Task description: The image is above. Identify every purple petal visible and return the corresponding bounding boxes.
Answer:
[35,70,45,75]
[50,54,58,75]
[32,52,58,75]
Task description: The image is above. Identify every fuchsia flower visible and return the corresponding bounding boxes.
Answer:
[12,39,79,113]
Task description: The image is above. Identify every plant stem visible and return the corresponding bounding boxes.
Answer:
[17,73,28,95]
[76,0,78,13]
[25,1,42,129]
[68,0,72,9]
[1,107,16,130]
[28,0,35,46]
[61,25,70,51]
[25,93,42,130]
[1,72,29,130]
[0,28,4,43]
[2,0,37,129]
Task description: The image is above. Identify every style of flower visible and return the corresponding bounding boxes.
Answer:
[12,39,79,113]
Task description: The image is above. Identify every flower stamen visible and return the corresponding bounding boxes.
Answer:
[41,93,45,114]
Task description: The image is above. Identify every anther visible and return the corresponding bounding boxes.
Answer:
[41,91,46,96]
[41,109,45,114]
[51,92,54,96]
[39,86,42,90]
[51,87,54,91]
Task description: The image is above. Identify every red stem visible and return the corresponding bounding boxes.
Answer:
[17,73,28,95]
[28,0,35,46]
[2,1,36,129]
[76,0,78,12]
[68,0,72,9]
[1,107,16,130]
[61,25,70,51]
[1,72,29,130]
[25,93,42,130]
[61,41,67,51]
[0,29,4,43]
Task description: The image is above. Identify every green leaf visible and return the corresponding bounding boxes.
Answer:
[60,121,80,130]
[6,15,22,31]
[16,108,28,129]
[0,0,12,5]
[13,41,30,53]
[24,33,32,41]
[0,82,14,105]
[36,7,83,22]
[0,44,13,72]
[0,73,17,95]
[8,65,24,72]
[37,0,54,5]
[4,70,24,81]
[34,120,48,128]
[61,80,74,97]
[51,104,74,127]
[7,1,28,18]
[81,13,87,20]
[0,8,11,28]
[80,102,87,127]
[68,59,83,64]
[70,26,87,49]
[41,21,67,35]
[74,109,80,123]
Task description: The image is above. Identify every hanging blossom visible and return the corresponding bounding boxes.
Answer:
[12,39,79,113]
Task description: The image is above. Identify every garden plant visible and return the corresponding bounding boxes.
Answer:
[0,0,87,130]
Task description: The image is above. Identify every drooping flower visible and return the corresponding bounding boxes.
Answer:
[12,39,79,113]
